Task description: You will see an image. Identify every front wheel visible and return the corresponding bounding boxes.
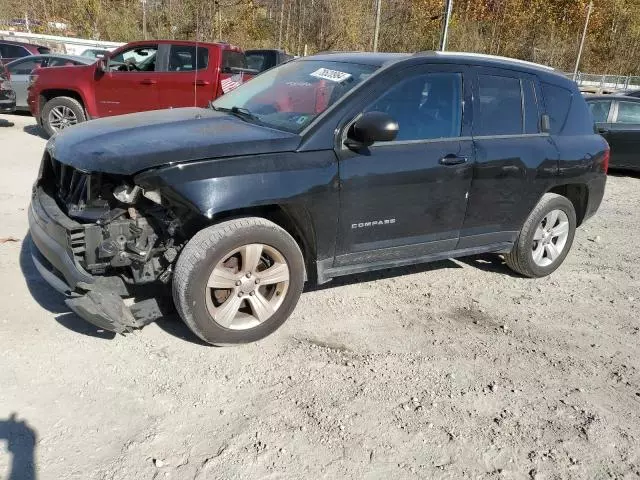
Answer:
[504,193,577,278]
[172,218,305,346]
[41,96,86,137]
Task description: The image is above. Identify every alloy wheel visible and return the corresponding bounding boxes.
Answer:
[48,106,78,131]
[531,209,570,267]
[205,243,290,330]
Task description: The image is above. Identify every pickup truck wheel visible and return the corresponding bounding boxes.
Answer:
[504,193,576,278]
[41,96,86,137]
[173,218,305,346]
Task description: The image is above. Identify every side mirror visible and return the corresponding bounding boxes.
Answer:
[540,114,551,133]
[96,56,108,73]
[346,111,399,148]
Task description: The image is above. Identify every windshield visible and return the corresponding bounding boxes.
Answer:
[212,60,378,133]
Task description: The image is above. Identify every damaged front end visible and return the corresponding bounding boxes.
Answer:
[29,153,190,333]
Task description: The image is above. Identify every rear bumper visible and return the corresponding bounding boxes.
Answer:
[28,187,151,333]
[583,174,607,223]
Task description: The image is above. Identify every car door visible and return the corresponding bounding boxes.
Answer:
[7,57,47,108]
[160,44,212,108]
[461,68,558,248]
[93,43,161,117]
[603,100,640,169]
[589,98,615,159]
[334,65,474,267]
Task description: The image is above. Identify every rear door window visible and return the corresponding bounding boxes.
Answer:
[522,79,539,134]
[541,82,572,134]
[8,58,44,75]
[222,50,247,71]
[614,101,640,124]
[48,57,77,67]
[246,52,269,72]
[168,45,208,71]
[475,74,523,136]
[588,100,612,123]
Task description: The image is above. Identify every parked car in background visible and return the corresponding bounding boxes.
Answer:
[245,49,293,72]
[0,40,51,63]
[587,95,640,172]
[28,52,608,345]
[623,89,640,98]
[0,57,16,113]
[6,54,94,110]
[28,40,255,136]
[80,48,110,59]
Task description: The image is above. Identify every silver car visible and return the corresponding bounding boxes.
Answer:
[5,54,94,110]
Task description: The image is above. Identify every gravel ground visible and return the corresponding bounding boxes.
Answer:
[1,113,639,480]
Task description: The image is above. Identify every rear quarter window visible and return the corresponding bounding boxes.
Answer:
[37,47,51,55]
[542,81,593,135]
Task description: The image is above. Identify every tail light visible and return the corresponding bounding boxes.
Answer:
[28,66,41,89]
[28,73,38,89]
[601,146,610,174]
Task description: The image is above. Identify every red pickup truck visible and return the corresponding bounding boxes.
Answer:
[28,40,254,136]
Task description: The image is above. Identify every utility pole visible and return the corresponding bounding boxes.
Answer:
[141,0,147,40]
[373,0,382,52]
[573,1,594,81]
[278,0,285,49]
[439,0,453,51]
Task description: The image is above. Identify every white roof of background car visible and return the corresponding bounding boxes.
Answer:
[434,51,555,71]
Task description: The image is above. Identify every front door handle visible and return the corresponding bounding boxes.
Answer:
[193,79,210,86]
[140,79,157,85]
[439,154,468,166]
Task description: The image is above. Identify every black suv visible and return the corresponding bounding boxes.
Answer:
[29,52,608,345]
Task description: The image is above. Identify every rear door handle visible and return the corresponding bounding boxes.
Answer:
[439,155,468,166]
[193,79,210,86]
[140,79,157,85]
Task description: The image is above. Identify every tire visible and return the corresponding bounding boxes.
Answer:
[504,193,577,278]
[41,96,86,137]
[172,218,305,346]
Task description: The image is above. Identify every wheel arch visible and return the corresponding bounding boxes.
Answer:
[547,183,589,226]
[198,204,317,282]
[39,89,87,116]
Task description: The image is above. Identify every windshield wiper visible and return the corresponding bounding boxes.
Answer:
[211,105,259,123]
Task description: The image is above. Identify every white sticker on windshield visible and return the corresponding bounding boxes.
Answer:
[310,68,352,83]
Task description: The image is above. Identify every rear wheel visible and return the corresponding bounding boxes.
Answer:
[172,218,305,345]
[504,193,577,278]
[41,96,86,137]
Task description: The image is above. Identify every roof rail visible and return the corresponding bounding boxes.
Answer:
[414,51,555,71]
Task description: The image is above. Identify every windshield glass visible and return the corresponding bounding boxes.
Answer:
[212,60,378,133]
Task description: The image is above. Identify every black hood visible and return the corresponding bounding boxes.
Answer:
[47,107,301,175]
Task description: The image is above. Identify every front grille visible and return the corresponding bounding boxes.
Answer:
[67,228,86,264]
[40,154,113,223]
[48,157,91,206]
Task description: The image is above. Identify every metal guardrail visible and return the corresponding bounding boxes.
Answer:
[566,72,640,92]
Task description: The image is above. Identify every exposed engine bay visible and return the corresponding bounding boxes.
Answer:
[41,155,187,288]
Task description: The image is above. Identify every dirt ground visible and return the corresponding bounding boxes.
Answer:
[0,112,639,480]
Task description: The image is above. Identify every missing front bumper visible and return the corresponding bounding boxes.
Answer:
[29,189,166,334]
